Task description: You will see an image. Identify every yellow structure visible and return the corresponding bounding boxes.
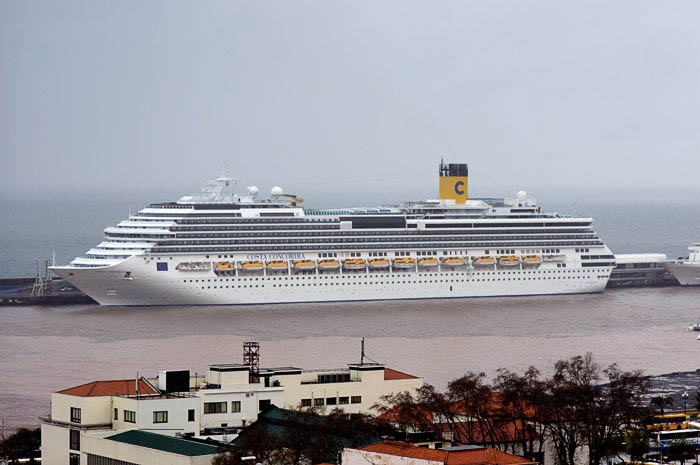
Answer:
[438,160,469,203]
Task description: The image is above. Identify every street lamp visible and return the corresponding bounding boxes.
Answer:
[682,391,689,416]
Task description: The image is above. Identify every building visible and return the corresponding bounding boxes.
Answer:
[81,430,220,465]
[232,405,382,453]
[42,361,422,464]
[342,440,537,465]
[41,378,160,465]
[607,253,674,288]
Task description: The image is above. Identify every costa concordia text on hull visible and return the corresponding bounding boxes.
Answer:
[50,162,616,306]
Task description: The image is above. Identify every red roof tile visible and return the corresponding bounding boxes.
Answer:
[384,368,419,381]
[356,441,535,465]
[57,378,158,397]
[446,448,536,465]
[359,441,448,462]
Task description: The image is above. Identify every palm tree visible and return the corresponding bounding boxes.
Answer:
[650,395,673,414]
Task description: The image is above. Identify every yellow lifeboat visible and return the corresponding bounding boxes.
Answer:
[417,257,439,268]
[343,258,366,270]
[393,257,416,269]
[521,255,542,266]
[240,261,264,270]
[216,262,234,270]
[368,258,390,269]
[441,257,465,266]
[498,255,520,267]
[473,256,496,267]
[293,259,316,270]
[266,260,288,270]
[318,259,340,270]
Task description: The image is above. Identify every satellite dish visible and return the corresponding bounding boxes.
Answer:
[247,186,259,196]
[271,186,283,196]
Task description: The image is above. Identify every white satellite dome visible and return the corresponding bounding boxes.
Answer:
[270,186,284,196]
[517,190,527,202]
[247,186,259,196]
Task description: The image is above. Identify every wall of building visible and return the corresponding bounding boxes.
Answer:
[51,393,113,426]
[112,397,138,431]
[279,367,422,414]
[42,423,71,465]
[136,396,199,436]
[342,448,442,465]
[197,386,284,429]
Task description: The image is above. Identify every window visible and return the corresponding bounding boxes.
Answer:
[231,401,241,413]
[114,408,118,421]
[351,396,362,404]
[188,409,195,422]
[69,429,80,450]
[69,453,80,465]
[326,397,337,405]
[259,399,271,411]
[153,411,168,423]
[339,397,349,404]
[314,398,325,406]
[124,410,136,423]
[70,407,81,424]
[204,402,227,414]
[301,399,312,407]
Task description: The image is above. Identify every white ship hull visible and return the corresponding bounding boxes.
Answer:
[662,262,700,286]
[52,254,612,306]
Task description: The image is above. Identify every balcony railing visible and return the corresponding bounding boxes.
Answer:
[40,416,112,430]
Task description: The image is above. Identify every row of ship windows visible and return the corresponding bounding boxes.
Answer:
[172,224,341,230]
[183,269,597,283]
[161,227,594,234]
[193,274,600,289]
[154,236,599,246]
[112,230,596,240]
[158,233,599,241]
[171,249,564,260]
[152,242,603,253]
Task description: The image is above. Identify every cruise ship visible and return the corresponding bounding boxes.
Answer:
[662,243,700,286]
[50,162,616,306]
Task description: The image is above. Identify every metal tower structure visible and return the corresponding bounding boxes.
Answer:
[243,341,260,375]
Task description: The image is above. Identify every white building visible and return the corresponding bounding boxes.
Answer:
[42,362,423,464]
[81,430,219,465]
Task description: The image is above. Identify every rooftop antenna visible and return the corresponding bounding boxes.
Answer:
[361,337,365,365]
[135,371,139,397]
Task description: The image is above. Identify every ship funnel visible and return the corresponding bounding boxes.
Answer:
[438,160,468,204]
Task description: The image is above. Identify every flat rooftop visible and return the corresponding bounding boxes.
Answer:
[106,430,220,456]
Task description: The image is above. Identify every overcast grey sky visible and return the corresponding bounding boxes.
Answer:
[1,0,699,204]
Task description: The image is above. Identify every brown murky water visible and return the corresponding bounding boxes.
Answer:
[1,286,700,431]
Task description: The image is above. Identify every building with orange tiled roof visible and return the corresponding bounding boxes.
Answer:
[57,378,159,397]
[41,358,424,464]
[343,440,537,465]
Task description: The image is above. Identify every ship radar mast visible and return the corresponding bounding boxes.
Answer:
[199,167,238,200]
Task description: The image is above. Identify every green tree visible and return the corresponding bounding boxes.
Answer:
[622,424,651,462]
[0,428,41,464]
